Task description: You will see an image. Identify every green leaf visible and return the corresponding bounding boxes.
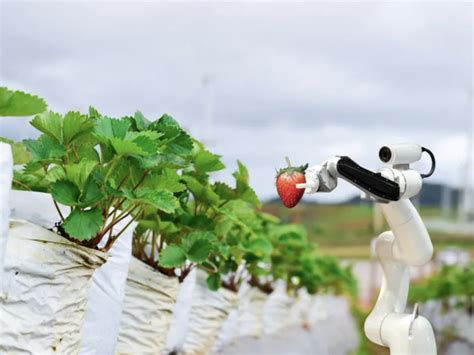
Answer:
[185,239,213,263]
[23,135,66,162]
[88,106,101,119]
[108,131,162,157]
[51,180,81,206]
[233,160,261,208]
[0,137,31,165]
[143,170,186,193]
[0,87,47,116]
[30,112,63,142]
[110,138,146,156]
[181,231,216,263]
[133,111,151,131]
[239,187,261,208]
[126,131,161,155]
[258,212,280,224]
[64,161,97,188]
[79,175,103,206]
[181,175,221,206]
[150,114,193,157]
[159,245,186,268]
[63,111,94,144]
[194,149,225,174]
[94,117,130,141]
[248,237,273,256]
[63,208,103,241]
[214,216,234,236]
[128,187,179,213]
[45,166,66,183]
[206,273,221,291]
[213,182,236,200]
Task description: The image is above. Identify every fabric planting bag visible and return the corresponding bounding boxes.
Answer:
[262,280,292,335]
[7,190,136,355]
[211,282,253,352]
[115,256,180,354]
[180,270,238,355]
[0,143,12,287]
[237,286,269,338]
[288,288,312,327]
[0,219,106,354]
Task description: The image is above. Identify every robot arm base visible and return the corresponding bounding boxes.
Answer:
[381,313,436,355]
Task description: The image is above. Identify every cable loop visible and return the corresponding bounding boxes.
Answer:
[420,147,436,178]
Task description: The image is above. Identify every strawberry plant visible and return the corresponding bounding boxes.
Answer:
[409,262,474,311]
[247,220,356,297]
[131,141,224,281]
[132,144,271,290]
[1,88,192,250]
[1,86,356,299]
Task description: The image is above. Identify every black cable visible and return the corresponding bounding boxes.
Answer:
[420,147,436,178]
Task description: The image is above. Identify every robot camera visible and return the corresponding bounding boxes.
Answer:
[379,143,422,165]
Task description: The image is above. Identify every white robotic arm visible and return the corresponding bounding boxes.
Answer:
[298,144,437,355]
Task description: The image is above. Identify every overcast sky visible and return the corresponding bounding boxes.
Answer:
[1,1,472,202]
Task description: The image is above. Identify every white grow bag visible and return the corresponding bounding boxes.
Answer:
[116,257,179,354]
[237,286,269,338]
[8,190,135,355]
[263,281,292,335]
[212,282,254,352]
[288,288,312,327]
[0,219,107,354]
[0,142,12,283]
[180,271,238,355]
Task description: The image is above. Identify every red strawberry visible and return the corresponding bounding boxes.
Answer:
[276,157,308,208]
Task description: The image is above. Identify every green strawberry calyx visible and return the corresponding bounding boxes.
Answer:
[276,157,308,178]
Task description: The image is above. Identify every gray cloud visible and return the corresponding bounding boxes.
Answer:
[0,1,472,201]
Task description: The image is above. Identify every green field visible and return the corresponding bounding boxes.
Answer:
[263,203,474,259]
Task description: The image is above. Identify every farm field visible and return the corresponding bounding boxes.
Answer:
[263,203,474,259]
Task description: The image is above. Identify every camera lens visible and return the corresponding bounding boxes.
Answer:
[379,146,392,162]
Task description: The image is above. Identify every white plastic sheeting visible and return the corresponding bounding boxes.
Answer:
[80,217,135,355]
[180,271,238,355]
[288,288,312,327]
[237,286,268,338]
[212,283,246,352]
[166,269,197,353]
[307,295,359,354]
[116,257,179,354]
[0,143,12,286]
[0,219,106,354]
[219,295,359,355]
[263,281,292,335]
[9,190,69,230]
[211,304,239,353]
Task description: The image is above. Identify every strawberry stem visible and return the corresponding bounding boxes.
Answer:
[285,156,291,167]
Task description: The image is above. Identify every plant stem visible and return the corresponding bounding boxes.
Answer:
[13,179,32,191]
[53,199,65,222]
[150,232,157,261]
[285,156,291,167]
[98,206,138,243]
[107,170,149,218]
[104,215,137,251]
